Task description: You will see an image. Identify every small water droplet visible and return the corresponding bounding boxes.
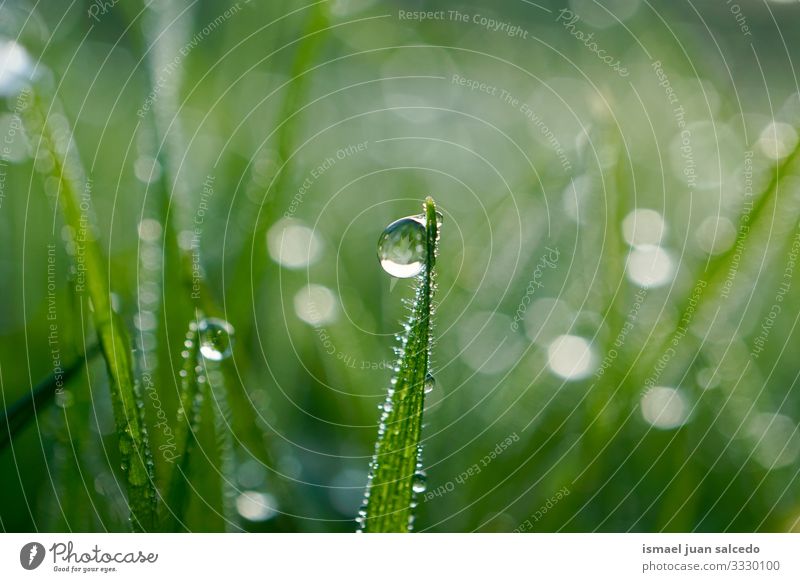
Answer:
[412,471,427,493]
[415,210,443,229]
[377,216,427,278]
[55,390,74,409]
[198,317,235,361]
[383,401,394,413]
[424,373,436,394]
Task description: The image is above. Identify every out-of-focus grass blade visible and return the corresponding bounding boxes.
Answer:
[0,343,100,450]
[19,88,158,532]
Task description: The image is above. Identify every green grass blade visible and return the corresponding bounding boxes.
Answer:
[19,88,157,531]
[207,364,238,532]
[359,197,440,533]
[138,4,241,530]
[0,343,99,450]
[162,320,203,530]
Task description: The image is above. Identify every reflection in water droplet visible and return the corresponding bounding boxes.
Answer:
[235,490,278,522]
[412,471,427,493]
[640,386,690,429]
[424,373,436,394]
[547,334,597,381]
[198,318,235,361]
[377,216,427,278]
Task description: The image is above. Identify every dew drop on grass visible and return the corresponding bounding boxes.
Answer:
[377,216,427,278]
[55,390,74,409]
[411,471,427,493]
[424,373,436,394]
[415,209,444,229]
[198,318,235,361]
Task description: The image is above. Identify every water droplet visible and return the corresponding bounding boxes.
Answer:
[235,490,278,522]
[547,334,597,381]
[198,318,235,361]
[411,471,427,493]
[377,216,427,278]
[55,390,74,409]
[640,386,690,430]
[414,210,443,229]
[383,401,394,413]
[622,208,666,248]
[424,374,436,394]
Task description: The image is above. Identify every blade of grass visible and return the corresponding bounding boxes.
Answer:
[206,364,238,532]
[0,343,100,451]
[228,3,329,329]
[161,319,203,530]
[19,87,158,531]
[359,197,440,533]
[138,4,241,530]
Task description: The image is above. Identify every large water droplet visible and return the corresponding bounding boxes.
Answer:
[424,373,436,394]
[198,317,235,361]
[412,471,427,493]
[377,216,426,278]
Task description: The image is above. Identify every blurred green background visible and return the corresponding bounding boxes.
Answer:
[2,0,800,532]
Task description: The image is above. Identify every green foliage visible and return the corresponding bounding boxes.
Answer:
[0,344,99,451]
[360,198,439,533]
[18,88,158,532]
[3,0,800,535]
